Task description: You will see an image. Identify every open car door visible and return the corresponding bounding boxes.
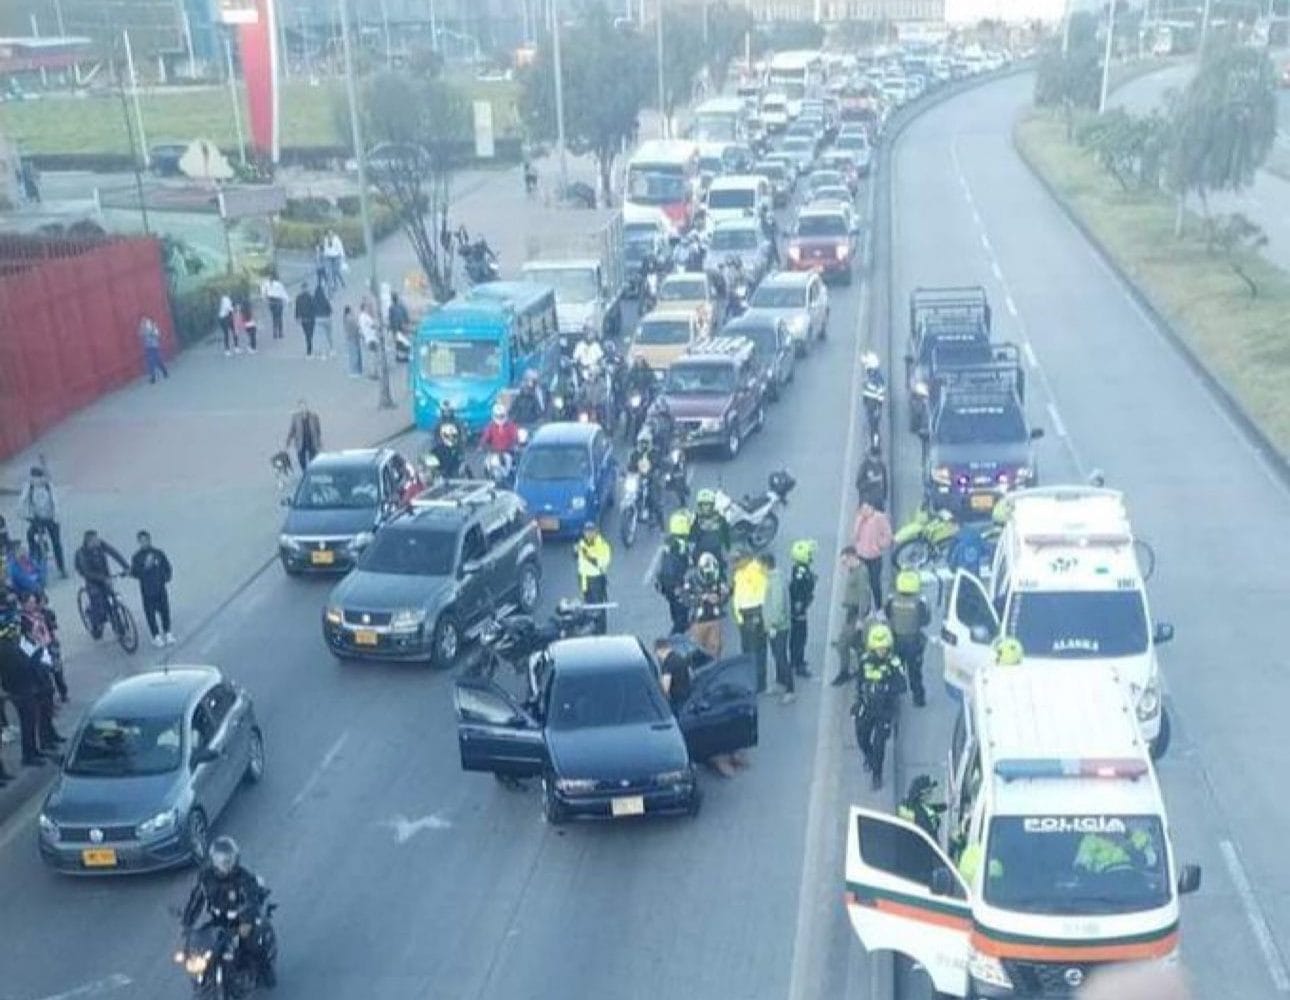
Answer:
[676,654,758,762]
[940,569,999,696]
[845,807,972,998]
[453,677,545,778]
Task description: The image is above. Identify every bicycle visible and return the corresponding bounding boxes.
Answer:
[77,576,139,654]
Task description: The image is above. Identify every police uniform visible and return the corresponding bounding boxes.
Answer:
[884,591,931,706]
[853,651,906,787]
[575,531,612,634]
[789,561,816,676]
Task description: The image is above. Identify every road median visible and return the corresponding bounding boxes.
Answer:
[1015,108,1290,468]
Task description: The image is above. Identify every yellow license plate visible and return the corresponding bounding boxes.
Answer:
[81,848,117,868]
[354,629,379,646]
[610,795,645,818]
[310,549,335,565]
[538,517,560,532]
[970,493,996,512]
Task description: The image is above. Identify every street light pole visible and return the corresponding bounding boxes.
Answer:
[115,39,150,236]
[224,31,248,165]
[1199,0,1213,55]
[656,0,666,138]
[1098,0,1118,113]
[551,0,569,194]
[339,0,396,410]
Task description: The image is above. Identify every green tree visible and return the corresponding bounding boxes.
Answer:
[1206,213,1269,296]
[519,7,651,199]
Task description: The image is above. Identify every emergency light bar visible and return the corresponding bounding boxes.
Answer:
[1023,531,1132,549]
[995,758,1149,781]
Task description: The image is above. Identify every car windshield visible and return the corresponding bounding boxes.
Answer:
[934,403,1027,444]
[797,214,847,237]
[750,285,806,309]
[1007,589,1149,658]
[520,444,591,481]
[628,169,688,205]
[783,138,813,153]
[837,136,868,150]
[984,816,1170,915]
[708,189,755,210]
[637,319,692,345]
[418,339,503,380]
[358,527,457,576]
[65,715,183,777]
[659,277,706,302]
[666,364,736,394]
[812,188,851,204]
[294,467,380,510]
[524,267,598,302]
[710,228,759,251]
[547,667,669,730]
[754,162,785,180]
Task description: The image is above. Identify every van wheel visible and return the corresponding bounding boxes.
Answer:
[725,423,741,459]
[1149,707,1171,760]
[542,776,568,825]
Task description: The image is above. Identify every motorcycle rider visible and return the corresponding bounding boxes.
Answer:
[994,636,1024,667]
[690,489,731,564]
[623,357,657,438]
[885,570,931,708]
[181,836,277,988]
[572,328,605,375]
[852,623,907,791]
[683,551,730,659]
[431,402,467,478]
[509,370,546,426]
[626,427,666,528]
[898,774,947,842]
[788,539,817,679]
[854,444,888,510]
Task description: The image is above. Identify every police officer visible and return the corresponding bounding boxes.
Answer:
[655,512,694,634]
[690,489,731,563]
[994,637,1024,667]
[684,551,730,657]
[788,539,817,679]
[897,774,947,842]
[885,570,931,707]
[182,836,278,988]
[575,522,612,634]
[732,549,769,693]
[0,605,43,769]
[852,623,907,790]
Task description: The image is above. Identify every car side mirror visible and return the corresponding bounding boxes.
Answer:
[930,866,956,897]
[191,746,220,767]
[1153,622,1175,645]
[969,624,994,645]
[1029,427,1045,440]
[1177,863,1201,895]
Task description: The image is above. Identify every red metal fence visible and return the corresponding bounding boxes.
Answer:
[0,235,174,460]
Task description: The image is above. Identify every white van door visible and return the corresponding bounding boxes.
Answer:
[845,807,972,998]
[941,570,999,694]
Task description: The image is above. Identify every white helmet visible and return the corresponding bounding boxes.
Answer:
[861,351,880,371]
[491,402,507,422]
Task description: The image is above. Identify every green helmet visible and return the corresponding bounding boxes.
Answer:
[895,570,921,595]
[696,488,717,510]
[866,623,894,653]
[994,637,1024,666]
[668,510,693,537]
[790,539,816,564]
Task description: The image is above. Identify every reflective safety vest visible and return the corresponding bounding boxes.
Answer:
[732,560,768,624]
[576,535,612,587]
[886,593,926,639]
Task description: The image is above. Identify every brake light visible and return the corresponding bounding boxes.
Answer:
[995,758,1149,781]
[788,245,802,260]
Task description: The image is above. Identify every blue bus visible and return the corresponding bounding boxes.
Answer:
[412,281,559,431]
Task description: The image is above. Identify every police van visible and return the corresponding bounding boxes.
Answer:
[845,665,1201,999]
[940,486,1175,757]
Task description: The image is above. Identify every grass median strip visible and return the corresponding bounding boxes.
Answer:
[1016,109,1290,457]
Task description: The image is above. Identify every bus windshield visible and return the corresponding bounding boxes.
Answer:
[417,338,503,380]
[628,169,689,205]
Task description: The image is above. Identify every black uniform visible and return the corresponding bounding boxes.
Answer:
[431,418,467,478]
[131,543,174,639]
[656,537,692,634]
[182,864,277,985]
[0,636,43,764]
[690,511,731,564]
[855,455,888,510]
[852,652,907,788]
[789,562,816,675]
[73,541,129,637]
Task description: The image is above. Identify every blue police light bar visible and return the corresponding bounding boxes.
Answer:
[995,758,1149,781]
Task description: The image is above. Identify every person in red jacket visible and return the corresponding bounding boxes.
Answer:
[479,403,520,454]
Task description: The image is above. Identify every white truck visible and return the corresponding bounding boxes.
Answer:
[521,211,625,348]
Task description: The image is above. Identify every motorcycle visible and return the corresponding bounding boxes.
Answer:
[618,461,664,549]
[457,227,499,285]
[472,598,616,691]
[890,507,987,572]
[174,902,277,999]
[620,386,654,442]
[482,450,516,488]
[721,255,750,318]
[712,469,795,551]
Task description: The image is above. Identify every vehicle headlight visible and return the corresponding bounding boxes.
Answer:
[278,534,301,551]
[38,812,58,838]
[836,244,850,258]
[137,808,178,838]
[653,768,690,785]
[788,315,808,334]
[553,395,565,411]
[931,466,952,486]
[184,951,211,976]
[390,608,427,630]
[571,495,587,510]
[349,530,375,552]
[788,245,802,260]
[700,418,722,432]
[913,380,930,397]
[555,777,598,794]
[1134,680,1161,720]
[967,947,1013,990]
[324,606,343,626]
[629,392,643,407]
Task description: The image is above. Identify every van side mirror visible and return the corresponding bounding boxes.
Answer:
[1177,863,1201,895]
[1153,622,1175,645]
[1029,427,1045,440]
[930,867,956,897]
[969,624,994,645]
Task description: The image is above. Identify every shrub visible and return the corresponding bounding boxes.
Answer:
[282,196,334,222]
[271,202,398,255]
[169,273,252,347]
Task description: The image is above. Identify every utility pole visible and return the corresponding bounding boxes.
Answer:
[1098,0,1117,113]
[1199,0,1212,55]
[339,0,396,411]
[115,37,150,235]
[551,0,569,193]
[656,0,666,138]
[122,29,149,169]
[224,32,248,164]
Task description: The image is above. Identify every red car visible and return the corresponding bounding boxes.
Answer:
[786,207,858,285]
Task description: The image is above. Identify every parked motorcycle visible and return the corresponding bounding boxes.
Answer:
[472,598,614,688]
[712,469,795,551]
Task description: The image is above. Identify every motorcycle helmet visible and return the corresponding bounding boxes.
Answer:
[696,488,717,513]
[697,551,720,579]
[992,497,1012,527]
[419,452,441,476]
[522,368,539,387]
[895,570,921,595]
[439,424,460,446]
[861,351,880,371]
[636,426,654,449]
[790,539,816,565]
[994,637,1024,667]
[491,403,507,422]
[668,510,693,537]
[439,400,455,417]
[768,469,796,499]
[908,774,938,801]
[208,835,239,877]
[865,623,894,654]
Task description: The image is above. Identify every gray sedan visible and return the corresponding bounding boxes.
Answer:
[745,271,831,355]
[38,666,263,874]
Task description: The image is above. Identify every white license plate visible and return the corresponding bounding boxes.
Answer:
[610,795,645,818]
[970,493,995,512]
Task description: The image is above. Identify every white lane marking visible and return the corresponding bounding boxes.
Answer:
[980,232,992,252]
[990,260,1003,281]
[1046,402,1068,439]
[787,176,876,1000]
[33,975,133,1000]
[381,812,453,844]
[288,731,349,814]
[1022,340,1038,369]
[1220,839,1290,992]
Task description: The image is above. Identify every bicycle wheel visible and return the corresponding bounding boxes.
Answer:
[1134,539,1157,581]
[76,587,94,633]
[111,600,140,654]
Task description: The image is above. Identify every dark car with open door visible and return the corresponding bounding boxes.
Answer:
[452,635,758,823]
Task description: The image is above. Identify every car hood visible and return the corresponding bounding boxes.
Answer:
[282,506,378,538]
[629,342,688,370]
[517,476,594,514]
[662,392,731,419]
[547,721,689,780]
[44,770,180,824]
[330,570,454,611]
[929,440,1032,472]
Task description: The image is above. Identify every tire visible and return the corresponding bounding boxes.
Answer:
[516,561,541,614]
[76,588,93,633]
[753,404,766,432]
[243,728,265,785]
[793,340,808,359]
[686,784,704,818]
[620,504,639,549]
[725,422,742,459]
[749,513,779,551]
[1149,707,1171,760]
[186,809,209,864]
[430,615,461,668]
[112,601,139,654]
[893,537,933,571]
[819,312,829,340]
[541,775,568,825]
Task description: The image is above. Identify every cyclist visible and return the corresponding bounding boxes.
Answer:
[73,530,129,640]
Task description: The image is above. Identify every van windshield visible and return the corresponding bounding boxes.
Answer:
[708,189,755,210]
[984,816,1170,915]
[524,267,598,302]
[1007,589,1149,658]
[418,339,503,380]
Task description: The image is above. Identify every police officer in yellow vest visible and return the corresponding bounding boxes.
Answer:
[884,570,931,707]
[732,549,769,693]
[897,774,946,841]
[1075,827,1158,874]
[852,623,907,790]
[575,522,612,634]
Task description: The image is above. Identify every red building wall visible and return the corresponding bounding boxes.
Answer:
[0,236,174,459]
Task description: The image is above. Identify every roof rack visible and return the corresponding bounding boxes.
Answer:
[409,480,499,510]
[684,336,753,359]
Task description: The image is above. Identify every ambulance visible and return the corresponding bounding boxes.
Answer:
[845,665,1201,998]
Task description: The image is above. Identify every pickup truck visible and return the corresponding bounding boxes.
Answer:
[905,285,992,433]
[521,212,625,348]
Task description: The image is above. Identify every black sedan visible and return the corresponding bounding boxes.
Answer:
[453,636,758,823]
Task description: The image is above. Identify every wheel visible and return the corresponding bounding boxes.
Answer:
[620,504,639,548]
[819,312,829,340]
[430,615,461,668]
[753,404,766,432]
[541,775,568,825]
[111,601,139,653]
[243,728,265,785]
[516,561,541,614]
[686,783,703,818]
[76,587,93,633]
[1149,707,1171,760]
[893,537,933,571]
[186,809,209,864]
[748,512,779,551]
[793,340,808,358]
[725,422,742,459]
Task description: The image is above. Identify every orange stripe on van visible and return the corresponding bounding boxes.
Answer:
[970,928,1179,963]
[858,896,973,931]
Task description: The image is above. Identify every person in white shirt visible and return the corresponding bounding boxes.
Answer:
[358,299,379,378]
[322,231,346,290]
[218,294,237,355]
[572,328,604,374]
[261,273,290,340]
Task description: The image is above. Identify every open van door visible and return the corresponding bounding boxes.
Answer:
[940,569,999,696]
[845,807,971,998]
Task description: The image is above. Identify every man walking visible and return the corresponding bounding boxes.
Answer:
[575,522,612,634]
[19,465,66,579]
[359,298,380,379]
[293,281,316,356]
[789,538,817,679]
[285,400,322,472]
[0,607,44,768]
[852,501,893,610]
[763,553,794,704]
[322,230,346,289]
[732,550,769,693]
[262,272,289,340]
[130,530,175,647]
[831,546,873,686]
[343,305,363,377]
[138,313,169,383]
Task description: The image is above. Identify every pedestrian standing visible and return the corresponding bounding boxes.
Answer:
[18,609,63,752]
[683,552,729,658]
[388,291,409,343]
[240,297,258,354]
[0,608,44,767]
[138,313,169,383]
[343,305,363,377]
[294,281,316,357]
[285,399,322,472]
[763,553,794,704]
[218,293,238,355]
[19,465,66,579]
[359,298,379,379]
[575,523,612,634]
[654,511,694,634]
[732,550,769,694]
[854,444,888,510]
[831,546,873,686]
[130,531,175,647]
[323,230,346,289]
[852,501,893,610]
[313,282,335,359]
[789,538,818,679]
[262,272,289,340]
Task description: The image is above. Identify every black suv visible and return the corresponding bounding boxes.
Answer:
[279,448,416,575]
[322,482,542,666]
[660,337,765,459]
